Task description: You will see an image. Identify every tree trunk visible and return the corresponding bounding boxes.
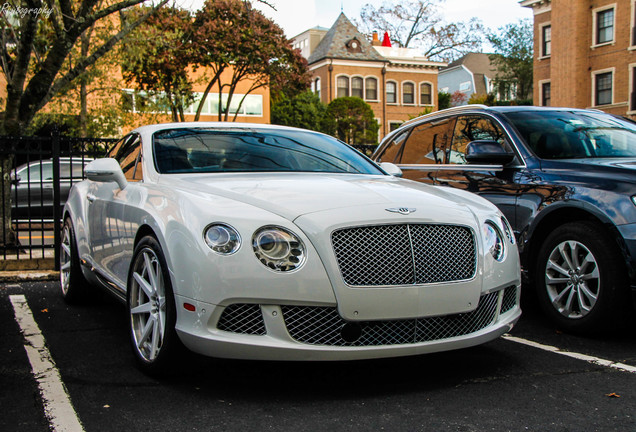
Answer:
[0,155,17,248]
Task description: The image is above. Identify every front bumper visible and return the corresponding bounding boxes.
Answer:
[174,284,521,361]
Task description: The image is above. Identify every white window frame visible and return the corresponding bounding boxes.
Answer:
[592,4,616,48]
[418,81,434,106]
[365,76,380,102]
[539,22,551,59]
[351,75,364,99]
[401,81,416,106]
[591,67,615,107]
[335,74,350,98]
[386,80,398,105]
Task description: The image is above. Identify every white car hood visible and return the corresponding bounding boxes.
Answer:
[163,172,485,221]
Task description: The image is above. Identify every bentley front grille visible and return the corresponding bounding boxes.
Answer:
[331,224,476,286]
[281,291,500,347]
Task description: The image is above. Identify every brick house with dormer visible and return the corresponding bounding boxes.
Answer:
[292,13,446,140]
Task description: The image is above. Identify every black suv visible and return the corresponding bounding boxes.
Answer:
[373,105,636,332]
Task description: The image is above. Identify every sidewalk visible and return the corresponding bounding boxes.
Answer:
[0,251,59,282]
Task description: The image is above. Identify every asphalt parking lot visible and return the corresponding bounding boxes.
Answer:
[1,280,635,432]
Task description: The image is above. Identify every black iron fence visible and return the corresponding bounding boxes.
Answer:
[0,132,116,269]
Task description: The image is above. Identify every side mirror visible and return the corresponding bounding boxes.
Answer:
[10,174,21,186]
[85,158,127,190]
[379,162,403,177]
[465,140,515,165]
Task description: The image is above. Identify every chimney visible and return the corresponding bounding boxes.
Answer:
[372,31,381,46]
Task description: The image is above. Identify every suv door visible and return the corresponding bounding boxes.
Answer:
[375,117,454,185]
[433,114,523,228]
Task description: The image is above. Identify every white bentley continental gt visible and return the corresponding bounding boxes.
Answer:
[61,123,521,374]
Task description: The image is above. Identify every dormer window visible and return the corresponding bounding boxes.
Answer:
[346,38,362,53]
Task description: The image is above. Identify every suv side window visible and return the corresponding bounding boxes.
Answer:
[400,118,453,164]
[376,130,408,163]
[449,115,512,164]
[107,134,143,181]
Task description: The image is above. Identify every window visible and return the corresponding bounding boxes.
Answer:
[400,119,453,164]
[596,8,614,45]
[631,66,636,111]
[541,82,551,107]
[365,77,378,100]
[403,82,415,105]
[386,81,397,104]
[595,71,613,106]
[352,77,363,99]
[107,134,143,181]
[420,83,432,105]
[376,129,408,163]
[337,76,349,98]
[314,78,321,99]
[449,116,511,164]
[542,25,551,56]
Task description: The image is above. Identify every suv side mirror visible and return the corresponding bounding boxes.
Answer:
[85,158,128,190]
[10,174,21,186]
[465,140,515,165]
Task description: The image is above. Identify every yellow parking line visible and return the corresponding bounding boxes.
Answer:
[19,235,55,240]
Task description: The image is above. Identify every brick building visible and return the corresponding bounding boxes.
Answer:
[292,13,446,140]
[522,0,636,119]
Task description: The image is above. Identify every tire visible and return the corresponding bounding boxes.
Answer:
[60,217,89,303]
[534,221,629,333]
[127,236,183,375]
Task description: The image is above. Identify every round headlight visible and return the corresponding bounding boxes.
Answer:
[501,216,515,244]
[253,226,306,272]
[204,223,241,255]
[483,222,505,262]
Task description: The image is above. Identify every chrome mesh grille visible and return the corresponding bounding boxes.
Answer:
[217,304,266,335]
[281,291,499,347]
[332,224,476,286]
[500,285,518,314]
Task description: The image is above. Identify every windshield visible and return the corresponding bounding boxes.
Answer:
[503,111,636,159]
[152,128,383,175]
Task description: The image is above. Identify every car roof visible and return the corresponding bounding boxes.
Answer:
[131,122,323,135]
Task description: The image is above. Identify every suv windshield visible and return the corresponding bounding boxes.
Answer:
[503,110,636,159]
[153,128,382,175]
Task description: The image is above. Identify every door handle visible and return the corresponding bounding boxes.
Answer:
[87,194,96,203]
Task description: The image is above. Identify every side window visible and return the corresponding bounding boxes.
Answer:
[377,130,409,163]
[400,119,453,164]
[449,116,511,164]
[107,134,143,181]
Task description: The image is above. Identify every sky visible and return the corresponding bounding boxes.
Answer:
[175,0,533,39]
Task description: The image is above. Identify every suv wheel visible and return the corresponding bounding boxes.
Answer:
[535,221,628,333]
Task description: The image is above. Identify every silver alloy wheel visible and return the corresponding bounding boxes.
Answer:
[60,223,72,295]
[545,240,600,319]
[129,247,167,363]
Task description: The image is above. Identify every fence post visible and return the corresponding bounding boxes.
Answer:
[52,128,61,271]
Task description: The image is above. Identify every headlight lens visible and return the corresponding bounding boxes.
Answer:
[483,221,505,261]
[253,226,306,272]
[501,216,515,244]
[631,196,636,207]
[204,223,241,255]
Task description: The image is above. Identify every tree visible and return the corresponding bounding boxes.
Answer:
[438,91,451,110]
[191,0,310,122]
[0,0,167,248]
[271,90,329,133]
[325,97,378,146]
[121,6,195,122]
[487,19,534,101]
[356,0,484,62]
[0,0,168,135]
[450,90,467,107]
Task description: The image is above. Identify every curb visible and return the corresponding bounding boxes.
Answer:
[0,271,59,283]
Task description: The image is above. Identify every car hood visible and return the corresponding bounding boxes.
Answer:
[162,172,490,222]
